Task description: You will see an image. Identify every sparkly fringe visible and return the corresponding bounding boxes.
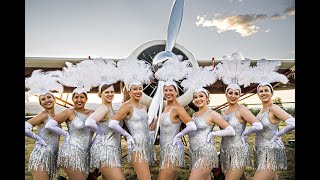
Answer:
[160,143,185,169]
[57,143,90,176]
[90,143,122,171]
[254,143,287,171]
[190,143,219,169]
[127,138,154,164]
[28,146,58,180]
[220,144,251,171]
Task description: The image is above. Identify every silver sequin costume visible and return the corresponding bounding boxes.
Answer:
[254,107,287,170]
[124,106,154,164]
[89,109,123,170]
[189,111,219,169]
[220,109,251,171]
[57,111,93,176]
[159,108,184,169]
[28,114,60,180]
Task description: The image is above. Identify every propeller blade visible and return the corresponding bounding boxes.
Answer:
[166,0,184,52]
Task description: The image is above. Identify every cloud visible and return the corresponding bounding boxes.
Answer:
[270,14,285,20]
[196,14,268,37]
[265,29,270,32]
[284,0,295,16]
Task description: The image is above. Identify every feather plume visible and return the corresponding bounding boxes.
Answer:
[155,57,192,81]
[252,59,288,84]
[215,52,254,87]
[117,56,153,85]
[25,69,64,96]
[180,66,217,90]
[60,59,101,92]
[91,58,120,85]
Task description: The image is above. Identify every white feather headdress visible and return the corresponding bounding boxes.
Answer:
[117,56,153,90]
[180,66,217,92]
[155,55,192,82]
[91,58,120,92]
[215,52,254,93]
[25,69,63,96]
[251,59,289,90]
[60,59,101,94]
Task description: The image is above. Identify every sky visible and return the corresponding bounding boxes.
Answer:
[25,0,295,60]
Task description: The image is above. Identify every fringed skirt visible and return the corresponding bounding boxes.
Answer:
[57,143,90,176]
[128,138,154,165]
[28,146,58,180]
[254,143,287,171]
[90,143,122,171]
[220,144,251,171]
[160,142,184,169]
[190,143,219,169]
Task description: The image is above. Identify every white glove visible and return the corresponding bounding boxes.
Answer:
[85,117,102,134]
[108,120,135,151]
[45,119,70,142]
[271,117,295,144]
[241,122,263,144]
[25,121,47,146]
[206,125,235,143]
[173,121,197,146]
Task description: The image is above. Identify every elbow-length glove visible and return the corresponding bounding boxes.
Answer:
[45,119,70,142]
[271,117,295,143]
[173,121,197,146]
[241,122,263,144]
[108,120,135,150]
[85,117,104,144]
[206,125,235,143]
[25,121,47,146]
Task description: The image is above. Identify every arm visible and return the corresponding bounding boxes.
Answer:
[206,111,235,142]
[109,120,135,150]
[45,109,70,140]
[85,104,109,134]
[240,107,263,144]
[25,122,46,147]
[173,106,196,145]
[108,103,135,150]
[270,105,295,141]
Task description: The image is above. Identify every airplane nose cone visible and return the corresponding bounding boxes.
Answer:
[152,51,179,66]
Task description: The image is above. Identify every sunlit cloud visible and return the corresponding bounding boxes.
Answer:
[265,29,270,32]
[270,14,285,20]
[196,14,268,37]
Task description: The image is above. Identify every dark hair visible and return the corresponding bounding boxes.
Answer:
[257,84,274,94]
[72,92,88,99]
[100,84,113,93]
[122,86,130,103]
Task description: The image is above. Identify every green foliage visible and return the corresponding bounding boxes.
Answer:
[249,108,260,116]
[273,97,283,108]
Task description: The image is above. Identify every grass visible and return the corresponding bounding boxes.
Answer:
[25,125,295,180]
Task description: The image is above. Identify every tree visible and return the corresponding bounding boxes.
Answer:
[273,97,283,108]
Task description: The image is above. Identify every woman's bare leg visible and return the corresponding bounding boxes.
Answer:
[131,152,151,180]
[63,168,86,180]
[31,165,49,180]
[225,168,245,180]
[99,167,125,180]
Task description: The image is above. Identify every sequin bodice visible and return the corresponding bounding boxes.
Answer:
[98,109,122,147]
[255,108,279,147]
[189,112,214,152]
[221,110,246,146]
[159,110,182,147]
[124,107,149,140]
[37,115,60,151]
[66,112,93,151]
